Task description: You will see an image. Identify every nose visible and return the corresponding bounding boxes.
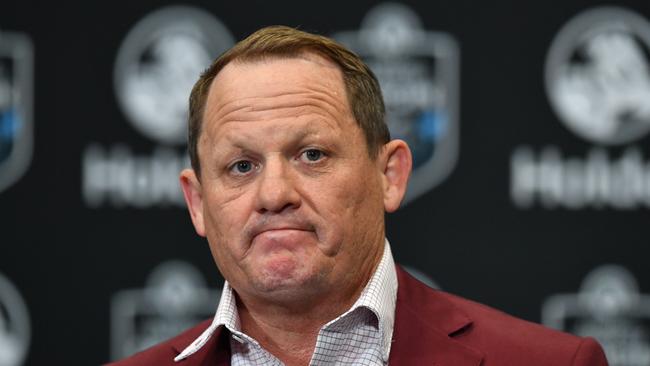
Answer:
[254,157,301,213]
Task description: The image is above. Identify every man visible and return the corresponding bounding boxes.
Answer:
[108,26,608,366]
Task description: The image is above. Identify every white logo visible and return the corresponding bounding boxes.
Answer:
[0,272,31,366]
[82,144,188,208]
[0,30,33,193]
[542,265,650,365]
[545,7,650,145]
[110,261,220,360]
[334,3,460,205]
[87,6,234,208]
[114,6,234,144]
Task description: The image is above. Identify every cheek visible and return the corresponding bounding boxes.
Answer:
[309,165,383,245]
[337,163,383,212]
[343,168,384,231]
[203,188,254,257]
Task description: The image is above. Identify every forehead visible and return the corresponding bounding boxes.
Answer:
[201,53,354,136]
[211,52,346,99]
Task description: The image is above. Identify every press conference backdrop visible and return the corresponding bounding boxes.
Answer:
[1,1,649,365]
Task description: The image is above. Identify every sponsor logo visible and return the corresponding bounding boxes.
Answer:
[83,6,234,208]
[110,261,220,360]
[333,2,460,204]
[511,146,650,209]
[0,272,31,366]
[0,30,33,193]
[114,6,234,145]
[545,7,650,145]
[542,265,650,366]
[512,7,650,210]
[83,144,188,208]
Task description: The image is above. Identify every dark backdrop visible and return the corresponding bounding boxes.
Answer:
[1,1,649,365]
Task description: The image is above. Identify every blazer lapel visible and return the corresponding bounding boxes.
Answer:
[389,267,484,366]
[167,267,483,366]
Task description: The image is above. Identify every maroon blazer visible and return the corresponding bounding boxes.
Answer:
[107,266,608,365]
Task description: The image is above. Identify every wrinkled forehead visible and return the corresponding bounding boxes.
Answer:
[200,53,353,138]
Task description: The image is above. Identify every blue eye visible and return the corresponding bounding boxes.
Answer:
[232,160,253,174]
[303,149,323,162]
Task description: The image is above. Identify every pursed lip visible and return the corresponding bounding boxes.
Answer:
[248,219,315,240]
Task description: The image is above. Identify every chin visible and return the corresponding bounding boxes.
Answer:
[251,261,326,297]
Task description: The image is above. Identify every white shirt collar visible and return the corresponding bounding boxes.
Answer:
[174,239,398,362]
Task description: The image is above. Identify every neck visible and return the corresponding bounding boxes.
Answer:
[235,246,384,365]
[238,303,315,365]
[234,279,364,365]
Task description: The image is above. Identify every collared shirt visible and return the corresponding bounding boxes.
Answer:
[175,239,398,365]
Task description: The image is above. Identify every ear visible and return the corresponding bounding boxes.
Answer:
[379,140,412,212]
[180,168,206,237]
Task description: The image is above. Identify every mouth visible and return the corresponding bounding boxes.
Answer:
[251,226,314,240]
[249,227,316,255]
[248,218,316,242]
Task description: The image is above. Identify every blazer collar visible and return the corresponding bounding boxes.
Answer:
[168,266,484,366]
[389,266,484,366]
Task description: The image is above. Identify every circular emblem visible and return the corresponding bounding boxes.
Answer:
[145,261,207,316]
[114,6,235,144]
[545,7,650,145]
[359,2,423,56]
[579,264,639,321]
[0,273,30,366]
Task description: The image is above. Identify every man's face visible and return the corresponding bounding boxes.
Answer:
[182,54,391,306]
